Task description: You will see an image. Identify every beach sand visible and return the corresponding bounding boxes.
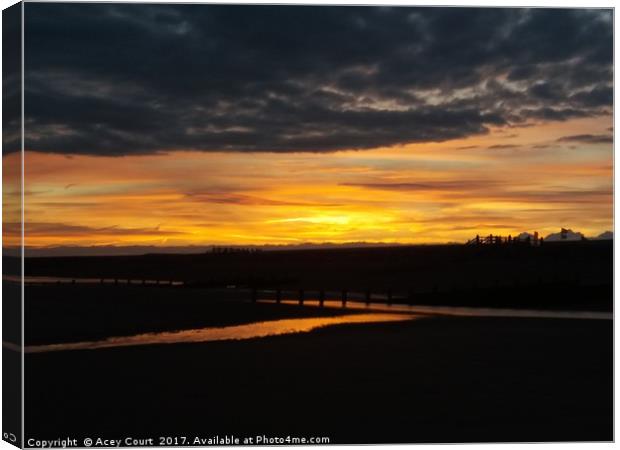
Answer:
[25,315,612,444]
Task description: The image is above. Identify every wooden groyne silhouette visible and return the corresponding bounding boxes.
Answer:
[22,274,610,311]
[245,276,609,311]
[23,277,186,287]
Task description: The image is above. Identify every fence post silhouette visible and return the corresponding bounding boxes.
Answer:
[319,289,325,307]
[299,289,305,305]
[365,289,371,305]
[341,289,348,307]
[276,288,282,304]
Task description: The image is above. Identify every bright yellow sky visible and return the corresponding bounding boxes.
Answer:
[4,116,613,249]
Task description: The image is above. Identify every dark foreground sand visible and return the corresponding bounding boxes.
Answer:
[25,316,612,444]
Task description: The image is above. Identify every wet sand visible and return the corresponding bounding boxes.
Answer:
[25,315,612,444]
[22,284,360,345]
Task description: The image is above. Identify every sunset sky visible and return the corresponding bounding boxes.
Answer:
[4,5,613,253]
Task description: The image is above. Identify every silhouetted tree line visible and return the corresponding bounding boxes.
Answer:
[467,233,543,247]
[209,246,262,254]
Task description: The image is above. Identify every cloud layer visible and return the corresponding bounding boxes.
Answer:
[21,5,612,155]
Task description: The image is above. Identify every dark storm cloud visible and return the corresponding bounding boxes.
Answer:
[185,191,343,207]
[3,3,22,155]
[341,180,499,191]
[486,144,520,150]
[22,5,612,156]
[5,222,186,237]
[343,182,611,204]
[557,134,614,144]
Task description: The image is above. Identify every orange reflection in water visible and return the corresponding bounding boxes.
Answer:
[22,313,418,353]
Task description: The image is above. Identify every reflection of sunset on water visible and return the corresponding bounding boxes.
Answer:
[22,313,418,353]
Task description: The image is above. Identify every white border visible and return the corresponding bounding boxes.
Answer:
[0,2,615,450]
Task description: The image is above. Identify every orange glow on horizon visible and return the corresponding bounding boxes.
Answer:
[6,116,612,250]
